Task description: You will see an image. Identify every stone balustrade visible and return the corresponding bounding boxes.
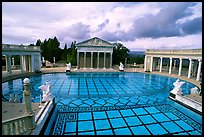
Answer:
[175,94,202,113]
[146,49,202,56]
[2,114,31,135]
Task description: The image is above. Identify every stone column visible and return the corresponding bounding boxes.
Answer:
[150,56,153,72]
[169,57,172,74]
[29,55,32,72]
[84,52,86,69]
[6,55,12,74]
[97,52,100,69]
[159,57,163,72]
[91,52,93,69]
[110,52,113,69]
[20,55,24,73]
[144,55,147,71]
[188,59,192,78]
[23,78,35,130]
[31,55,35,72]
[178,58,182,76]
[77,52,79,69]
[196,59,202,81]
[103,52,106,69]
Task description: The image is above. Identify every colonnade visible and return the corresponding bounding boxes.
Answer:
[3,54,41,74]
[144,56,202,81]
[77,51,113,69]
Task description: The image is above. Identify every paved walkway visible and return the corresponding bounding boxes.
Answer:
[2,66,202,121]
[2,102,41,121]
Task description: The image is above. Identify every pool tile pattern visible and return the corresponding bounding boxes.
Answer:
[51,103,202,135]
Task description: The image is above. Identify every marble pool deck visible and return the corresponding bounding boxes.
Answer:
[2,66,202,122]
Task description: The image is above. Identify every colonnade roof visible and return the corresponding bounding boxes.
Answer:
[76,37,114,48]
[145,49,202,59]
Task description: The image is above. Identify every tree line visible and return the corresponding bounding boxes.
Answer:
[33,36,141,66]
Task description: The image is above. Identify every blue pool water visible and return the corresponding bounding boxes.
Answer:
[2,72,202,135]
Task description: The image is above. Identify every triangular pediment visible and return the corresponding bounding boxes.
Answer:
[76,37,113,47]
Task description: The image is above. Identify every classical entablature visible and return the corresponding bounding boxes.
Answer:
[75,37,114,69]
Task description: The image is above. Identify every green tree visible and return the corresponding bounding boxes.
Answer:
[112,43,130,65]
[67,42,77,65]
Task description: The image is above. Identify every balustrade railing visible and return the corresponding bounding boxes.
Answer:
[2,115,31,135]
[146,49,202,55]
[2,44,40,52]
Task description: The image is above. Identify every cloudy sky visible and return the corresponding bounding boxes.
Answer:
[2,2,202,51]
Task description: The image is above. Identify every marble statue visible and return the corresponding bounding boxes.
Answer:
[170,79,185,95]
[9,94,15,103]
[38,82,53,102]
[66,63,71,72]
[14,94,20,103]
[190,87,199,94]
[119,62,124,71]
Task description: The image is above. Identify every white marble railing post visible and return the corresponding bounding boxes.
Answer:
[159,57,163,72]
[53,57,55,64]
[173,60,176,70]
[77,52,79,69]
[23,78,35,130]
[150,56,153,72]
[178,58,182,76]
[103,52,106,69]
[196,59,202,81]
[97,52,100,69]
[188,59,192,78]
[169,57,172,74]
[12,57,15,66]
[91,52,93,69]
[84,52,86,69]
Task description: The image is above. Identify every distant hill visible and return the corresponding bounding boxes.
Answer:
[129,51,145,57]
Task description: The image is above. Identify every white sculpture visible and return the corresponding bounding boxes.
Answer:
[170,79,185,95]
[191,87,199,94]
[119,62,124,71]
[74,66,78,71]
[14,94,20,103]
[66,63,71,72]
[9,94,15,103]
[38,82,53,102]
[133,62,136,72]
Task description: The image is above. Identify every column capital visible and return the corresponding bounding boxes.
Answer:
[198,59,202,62]
[169,57,172,60]
[189,58,192,61]
[179,58,182,60]
[160,57,163,59]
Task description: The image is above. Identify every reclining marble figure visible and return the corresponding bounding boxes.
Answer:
[190,87,199,94]
[38,82,53,102]
[66,63,71,72]
[170,79,185,95]
[119,62,124,71]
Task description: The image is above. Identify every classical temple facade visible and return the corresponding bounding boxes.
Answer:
[144,49,202,81]
[75,37,114,69]
[2,44,41,74]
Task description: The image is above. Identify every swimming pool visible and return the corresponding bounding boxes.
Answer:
[2,72,202,135]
